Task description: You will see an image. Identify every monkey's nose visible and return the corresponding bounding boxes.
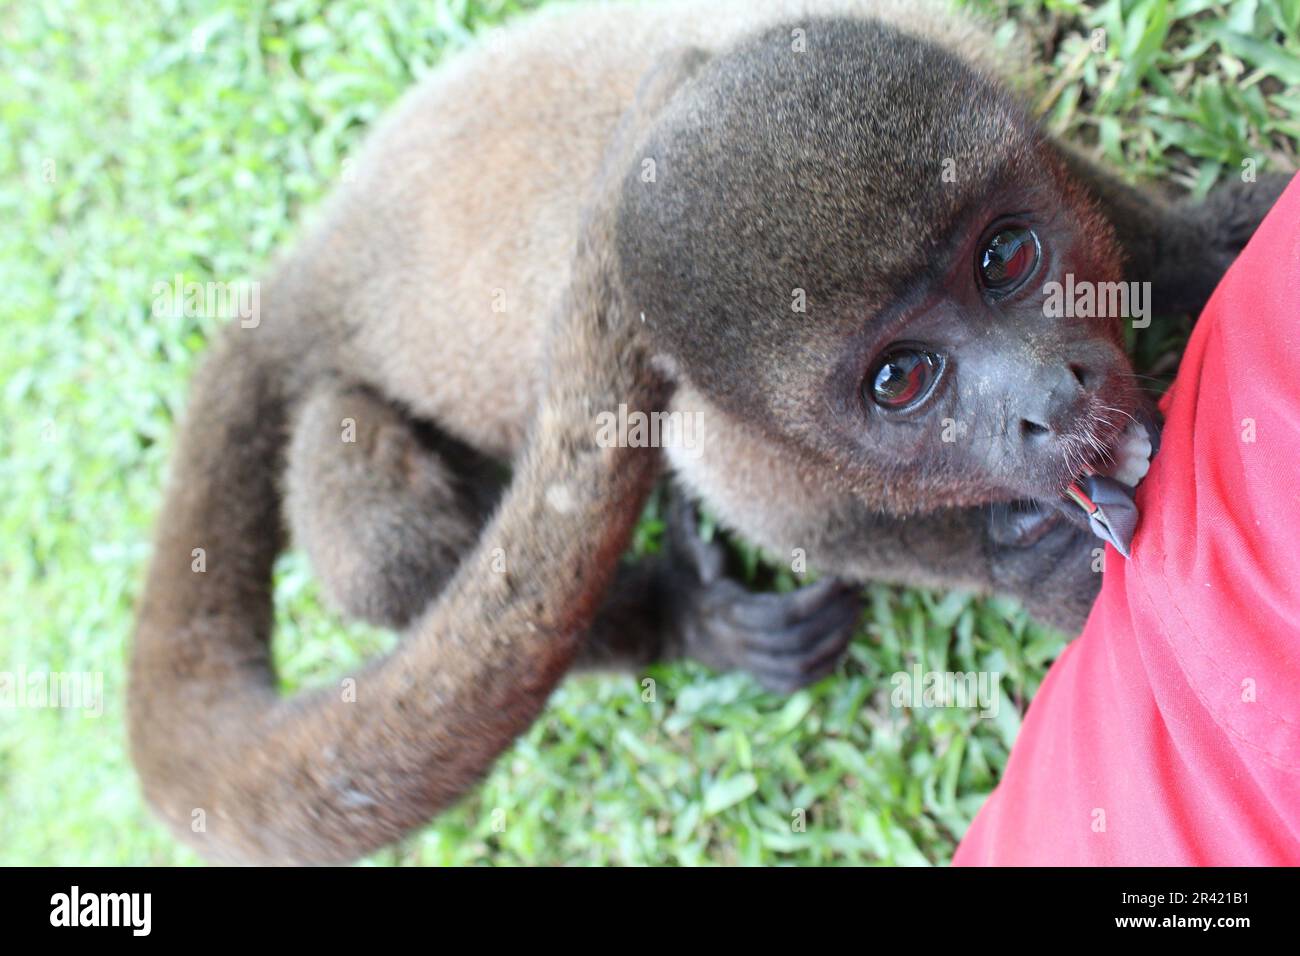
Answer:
[1016,363,1091,443]
[1019,417,1054,441]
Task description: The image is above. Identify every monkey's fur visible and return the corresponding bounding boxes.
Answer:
[131,0,1288,864]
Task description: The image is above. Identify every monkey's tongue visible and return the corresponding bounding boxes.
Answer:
[1061,413,1161,559]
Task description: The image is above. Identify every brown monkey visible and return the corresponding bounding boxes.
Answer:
[130,0,1288,864]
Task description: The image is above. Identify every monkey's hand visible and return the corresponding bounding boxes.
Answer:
[1189,172,1293,266]
[1155,171,1295,313]
[663,496,862,693]
[986,501,1101,635]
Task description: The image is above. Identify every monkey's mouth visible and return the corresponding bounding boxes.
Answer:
[1058,412,1160,558]
[1051,401,1155,497]
[990,413,1158,555]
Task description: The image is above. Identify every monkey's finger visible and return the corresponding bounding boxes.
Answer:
[694,585,857,673]
[666,489,725,584]
[781,578,862,618]
[723,577,856,630]
[736,590,861,655]
[745,628,852,694]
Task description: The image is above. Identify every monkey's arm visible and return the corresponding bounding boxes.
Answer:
[572,493,862,692]
[576,486,1101,692]
[826,499,1101,634]
[1051,144,1291,316]
[714,481,1102,639]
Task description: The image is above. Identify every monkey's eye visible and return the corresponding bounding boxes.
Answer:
[977,225,1040,297]
[867,348,943,411]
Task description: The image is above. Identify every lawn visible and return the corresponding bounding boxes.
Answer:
[1,0,1295,865]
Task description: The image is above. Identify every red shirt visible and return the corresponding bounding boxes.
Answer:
[955,174,1300,865]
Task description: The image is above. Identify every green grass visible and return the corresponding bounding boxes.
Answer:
[1,0,1295,866]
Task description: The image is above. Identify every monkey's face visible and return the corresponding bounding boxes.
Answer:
[619,18,1143,514]
[841,185,1141,511]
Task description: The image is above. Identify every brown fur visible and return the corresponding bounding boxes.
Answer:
[130,38,694,864]
[131,0,1288,864]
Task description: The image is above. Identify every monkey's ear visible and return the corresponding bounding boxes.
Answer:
[634,47,712,118]
[594,46,711,190]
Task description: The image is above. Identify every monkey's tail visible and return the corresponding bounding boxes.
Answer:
[129,302,661,864]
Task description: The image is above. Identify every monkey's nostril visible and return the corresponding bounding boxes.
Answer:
[1020,418,1051,440]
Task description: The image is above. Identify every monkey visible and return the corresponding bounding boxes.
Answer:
[129,0,1290,865]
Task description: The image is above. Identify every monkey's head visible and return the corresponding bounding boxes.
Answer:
[617,19,1141,514]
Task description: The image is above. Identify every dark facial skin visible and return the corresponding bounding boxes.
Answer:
[619,18,1141,515]
[839,179,1140,508]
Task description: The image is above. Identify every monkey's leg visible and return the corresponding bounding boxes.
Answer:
[589,492,1100,692]
[1053,146,1291,315]
[285,381,503,630]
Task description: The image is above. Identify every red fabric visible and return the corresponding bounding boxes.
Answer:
[955,175,1300,866]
